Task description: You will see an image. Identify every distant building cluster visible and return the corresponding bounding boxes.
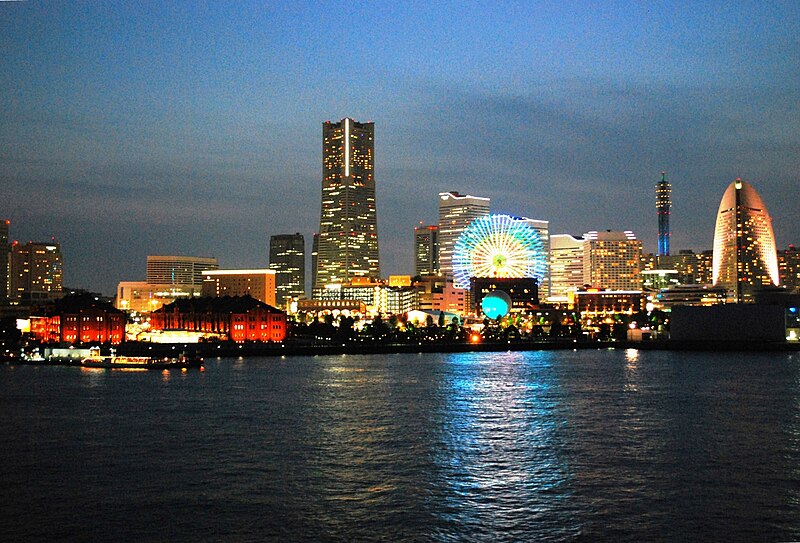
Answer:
[2,117,797,347]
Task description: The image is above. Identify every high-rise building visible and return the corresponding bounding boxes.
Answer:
[0,219,9,301]
[438,191,490,281]
[656,171,671,257]
[414,224,439,276]
[549,234,585,298]
[269,233,305,307]
[583,230,642,291]
[146,255,218,287]
[315,118,379,289]
[778,245,800,292]
[10,241,63,302]
[712,179,779,302]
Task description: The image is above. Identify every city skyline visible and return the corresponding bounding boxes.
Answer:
[2,2,798,295]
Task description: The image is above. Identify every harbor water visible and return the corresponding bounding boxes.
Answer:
[2,349,799,541]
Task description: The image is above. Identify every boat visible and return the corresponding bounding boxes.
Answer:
[80,347,203,370]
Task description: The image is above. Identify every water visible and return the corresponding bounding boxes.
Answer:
[2,349,799,541]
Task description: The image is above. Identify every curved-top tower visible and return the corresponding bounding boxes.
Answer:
[712,179,779,302]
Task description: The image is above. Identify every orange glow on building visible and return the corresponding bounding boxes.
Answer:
[29,295,125,344]
[149,296,286,343]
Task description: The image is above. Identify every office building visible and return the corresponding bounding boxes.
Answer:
[146,255,218,287]
[438,191,490,281]
[315,118,379,288]
[583,230,642,291]
[10,241,63,302]
[414,224,439,276]
[270,233,305,307]
[712,179,779,302]
[656,171,671,256]
[549,234,585,298]
[201,269,277,307]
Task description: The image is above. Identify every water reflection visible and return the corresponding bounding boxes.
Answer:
[434,351,577,539]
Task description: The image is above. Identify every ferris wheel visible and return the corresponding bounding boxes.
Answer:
[452,214,546,289]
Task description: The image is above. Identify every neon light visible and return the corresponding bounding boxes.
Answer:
[452,214,546,290]
[345,118,350,178]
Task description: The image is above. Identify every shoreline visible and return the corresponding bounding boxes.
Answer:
[5,339,798,366]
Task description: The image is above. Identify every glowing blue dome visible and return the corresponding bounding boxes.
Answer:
[481,290,512,319]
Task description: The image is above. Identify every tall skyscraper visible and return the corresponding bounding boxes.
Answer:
[315,118,379,289]
[656,171,671,257]
[0,219,9,301]
[10,241,63,302]
[583,230,642,291]
[549,234,585,298]
[712,179,779,302]
[414,224,439,276]
[269,233,306,307]
[438,191,490,282]
[146,255,218,287]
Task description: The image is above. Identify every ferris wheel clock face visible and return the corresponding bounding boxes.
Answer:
[452,214,546,289]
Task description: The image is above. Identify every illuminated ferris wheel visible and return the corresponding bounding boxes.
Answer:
[452,214,546,289]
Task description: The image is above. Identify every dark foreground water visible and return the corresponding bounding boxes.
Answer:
[2,349,799,542]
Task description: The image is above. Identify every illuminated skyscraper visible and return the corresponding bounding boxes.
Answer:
[269,233,305,307]
[414,224,439,276]
[315,118,379,288]
[712,179,779,302]
[656,171,671,257]
[438,191,490,282]
[583,230,642,291]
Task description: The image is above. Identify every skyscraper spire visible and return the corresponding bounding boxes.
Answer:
[316,118,379,288]
[656,171,672,257]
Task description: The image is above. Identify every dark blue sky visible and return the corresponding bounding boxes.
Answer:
[2,1,798,295]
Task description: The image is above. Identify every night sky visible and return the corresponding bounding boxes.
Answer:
[2,1,798,296]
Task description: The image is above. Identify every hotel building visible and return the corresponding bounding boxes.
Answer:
[582,230,642,291]
[712,179,779,302]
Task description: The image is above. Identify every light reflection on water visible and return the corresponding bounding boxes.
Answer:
[1,350,799,541]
